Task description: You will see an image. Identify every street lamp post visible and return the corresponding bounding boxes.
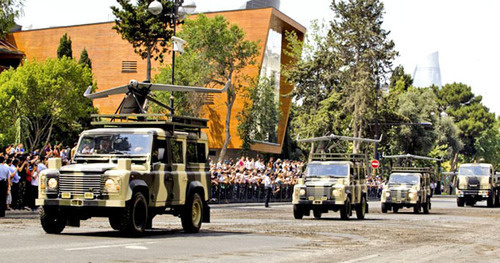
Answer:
[148,0,196,87]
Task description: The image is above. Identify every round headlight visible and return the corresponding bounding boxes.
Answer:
[105,178,116,192]
[333,189,340,196]
[409,192,415,198]
[48,178,58,189]
[299,189,306,195]
[385,191,391,197]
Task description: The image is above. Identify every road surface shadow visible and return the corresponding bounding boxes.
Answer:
[301,217,385,221]
[60,228,248,239]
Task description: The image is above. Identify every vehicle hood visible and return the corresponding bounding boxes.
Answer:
[59,163,117,173]
[305,177,344,187]
[457,175,490,190]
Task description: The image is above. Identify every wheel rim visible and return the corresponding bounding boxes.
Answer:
[192,199,202,226]
[133,198,147,230]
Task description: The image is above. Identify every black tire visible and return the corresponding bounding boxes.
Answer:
[40,206,66,234]
[487,195,494,207]
[393,207,399,213]
[181,192,203,233]
[413,201,421,214]
[119,192,148,235]
[340,196,351,220]
[109,215,121,230]
[457,197,465,207]
[423,198,430,214]
[293,204,304,220]
[356,196,366,219]
[381,203,388,213]
[313,208,322,219]
[495,191,500,207]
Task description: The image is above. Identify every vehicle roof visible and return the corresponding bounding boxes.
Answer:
[309,161,352,165]
[82,128,167,137]
[459,163,493,168]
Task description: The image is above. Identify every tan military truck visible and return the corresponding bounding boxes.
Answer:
[380,155,438,214]
[36,79,229,235]
[37,114,211,235]
[292,134,380,220]
[456,163,500,207]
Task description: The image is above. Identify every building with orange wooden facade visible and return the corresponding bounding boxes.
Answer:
[5,7,305,155]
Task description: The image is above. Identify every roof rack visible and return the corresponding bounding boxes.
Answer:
[311,153,368,163]
[91,114,208,134]
[391,166,434,173]
[382,154,441,162]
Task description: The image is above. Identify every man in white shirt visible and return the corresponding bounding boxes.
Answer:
[263,172,272,208]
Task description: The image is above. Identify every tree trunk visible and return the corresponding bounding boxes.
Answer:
[218,86,235,163]
[44,118,54,148]
[146,45,152,82]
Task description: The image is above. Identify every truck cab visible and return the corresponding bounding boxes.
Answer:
[456,163,500,207]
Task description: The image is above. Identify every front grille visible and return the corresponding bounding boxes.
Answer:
[58,174,102,195]
[390,189,408,202]
[307,186,331,199]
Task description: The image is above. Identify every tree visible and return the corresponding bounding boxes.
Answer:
[328,0,397,153]
[154,15,259,162]
[389,65,413,92]
[475,118,500,169]
[238,78,280,152]
[78,48,92,69]
[57,33,73,59]
[389,87,438,155]
[0,57,96,150]
[434,82,495,161]
[111,0,174,82]
[0,0,23,40]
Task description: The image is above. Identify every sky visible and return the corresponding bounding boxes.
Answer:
[15,0,500,115]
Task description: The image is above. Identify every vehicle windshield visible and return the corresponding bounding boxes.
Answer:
[306,163,349,177]
[389,173,419,185]
[458,166,490,176]
[76,134,152,156]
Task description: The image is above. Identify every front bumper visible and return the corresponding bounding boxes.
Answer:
[295,199,344,205]
[456,189,491,199]
[36,198,126,207]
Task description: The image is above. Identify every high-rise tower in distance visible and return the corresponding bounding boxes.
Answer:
[413,51,442,88]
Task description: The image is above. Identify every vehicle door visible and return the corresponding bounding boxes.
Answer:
[151,136,168,206]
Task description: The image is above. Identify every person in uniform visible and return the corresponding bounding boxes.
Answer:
[263,172,272,208]
[0,156,11,217]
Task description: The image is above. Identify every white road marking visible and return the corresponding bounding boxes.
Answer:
[340,254,380,263]
[125,246,148,250]
[65,241,157,251]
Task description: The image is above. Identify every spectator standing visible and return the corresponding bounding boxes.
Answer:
[8,159,20,210]
[30,160,45,211]
[0,156,11,217]
[264,172,272,208]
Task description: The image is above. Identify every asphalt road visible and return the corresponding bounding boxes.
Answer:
[0,196,498,263]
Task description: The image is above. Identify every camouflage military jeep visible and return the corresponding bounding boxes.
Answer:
[37,114,211,235]
[292,153,369,220]
[456,163,500,207]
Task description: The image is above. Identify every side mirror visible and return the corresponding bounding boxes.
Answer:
[158,148,165,162]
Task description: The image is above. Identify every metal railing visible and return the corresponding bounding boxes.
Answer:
[209,183,294,204]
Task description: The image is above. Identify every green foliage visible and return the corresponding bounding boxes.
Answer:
[434,82,495,160]
[78,48,92,69]
[0,57,96,150]
[0,0,22,39]
[388,88,437,155]
[111,0,173,63]
[389,65,413,92]
[237,78,280,152]
[475,118,500,168]
[57,33,73,59]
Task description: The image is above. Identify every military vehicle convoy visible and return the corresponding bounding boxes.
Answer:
[456,163,500,207]
[37,79,228,235]
[292,134,380,220]
[380,154,438,214]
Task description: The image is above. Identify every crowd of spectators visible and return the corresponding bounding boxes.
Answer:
[0,142,77,217]
[209,157,305,204]
[366,175,385,199]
